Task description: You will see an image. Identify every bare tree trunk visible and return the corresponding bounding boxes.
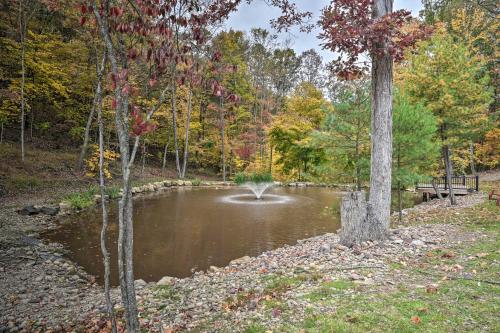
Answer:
[181,86,192,179]
[95,50,117,333]
[19,0,26,162]
[77,86,98,170]
[397,183,402,224]
[162,123,170,172]
[171,81,181,178]
[141,142,146,178]
[0,122,4,144]
[443,145,456,205]
[469,142,476,175]
[432,179,444,199]
[365,0,393,240]
[220,96,226,182]
[340,0,393,245]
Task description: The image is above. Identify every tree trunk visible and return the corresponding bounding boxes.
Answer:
[443,145,456,205]
[220,96,226,182]
[397,183,402,224]
[29,109,34,141]
[92,4,139,331]
[19,0,26,162]
[340,0,393,245]
[77,85,99,170]
[95,50,117,333]
[171,81,181,178]
[469,142,476,175]
[432,179,444,199]
[141,142,146,178]
[181,86,192,179]
[162,121,170,172]
[1,122,4,144]
[366,0,393,239]
[339,191,369,247]
[355,134,361,191]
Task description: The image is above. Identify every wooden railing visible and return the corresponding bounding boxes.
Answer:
[417,175,479,192]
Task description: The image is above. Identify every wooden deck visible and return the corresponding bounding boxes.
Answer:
[416,175,479,199]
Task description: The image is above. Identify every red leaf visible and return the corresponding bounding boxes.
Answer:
[79,16,86,26]
[111,99,117,109]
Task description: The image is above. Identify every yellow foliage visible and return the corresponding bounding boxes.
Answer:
[85,145,120,179]
[476,128,500,169]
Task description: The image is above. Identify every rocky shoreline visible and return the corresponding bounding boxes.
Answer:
[0,185,487,332]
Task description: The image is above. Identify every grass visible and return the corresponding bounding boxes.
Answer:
[64,185,99,209]
[242,196,500,333]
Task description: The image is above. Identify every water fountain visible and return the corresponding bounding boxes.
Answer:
[243,182,274,200]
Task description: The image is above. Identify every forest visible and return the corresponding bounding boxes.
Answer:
[0,0,496,189]
[0,0,499,332]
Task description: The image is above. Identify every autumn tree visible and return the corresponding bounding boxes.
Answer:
[399,26,492,204]
[319,0,430,245]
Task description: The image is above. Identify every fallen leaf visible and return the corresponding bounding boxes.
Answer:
[476,253,488,258]
[411,315,421,324]
[426,285,438,293]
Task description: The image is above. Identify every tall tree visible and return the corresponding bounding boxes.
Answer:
[312,78,371,190]
[399,26,492,204]
[299,49,324,88]
[319,0,429,245]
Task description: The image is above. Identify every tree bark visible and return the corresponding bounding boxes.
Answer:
[171,81,181,178]
[469,142,476,175]
[365,0,393,240]
[181,86,192,179]
[1,122,4,144]
[95,50,117,333]
[397,183,402,224]
[340,191,369,247]
[77,82,98,170]
[220,96,226,182]
[432,178,444,199]
[443,145,456,205]
[162,121,170,172]
[19,0,26,162]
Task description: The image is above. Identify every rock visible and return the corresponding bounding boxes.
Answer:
[320,244,331,253]
[18,205,40,216]
[157,276,174,286]
[40,206,60,216]
[184,181,192,186]
[393,239,404,244]
[208,266,220,273]
[335,244,348,251]
[230,256,251,265]
[410,239,425,247]
[163,180,172,187]
[349,273,364,281]
[59,201,72,212]
[134,279,147,289]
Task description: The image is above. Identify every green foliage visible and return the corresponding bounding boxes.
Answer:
[392,91,439,188]
[234,171,273,184]
[312,78,371,188]
[191,178,202,186]
[64,186,99,210]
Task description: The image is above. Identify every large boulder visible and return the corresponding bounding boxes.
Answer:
[40,206,60,216]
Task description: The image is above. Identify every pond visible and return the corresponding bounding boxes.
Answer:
[43,186,421,285]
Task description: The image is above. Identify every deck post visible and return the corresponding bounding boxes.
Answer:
[475,175,479,192]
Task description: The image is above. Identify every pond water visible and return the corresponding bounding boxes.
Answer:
[43,186,421,285]
[44,186,343,284]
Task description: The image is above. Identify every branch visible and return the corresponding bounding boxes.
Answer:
[128,86,170,168]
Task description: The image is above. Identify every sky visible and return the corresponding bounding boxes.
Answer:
[225,1,424,62]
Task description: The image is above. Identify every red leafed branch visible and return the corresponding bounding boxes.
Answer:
[130,106,157,137]
[319,0,432,78]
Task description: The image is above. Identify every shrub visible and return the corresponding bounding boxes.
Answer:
[191,178,202,186]
[234,172,273,184]
[65,186,98,210]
